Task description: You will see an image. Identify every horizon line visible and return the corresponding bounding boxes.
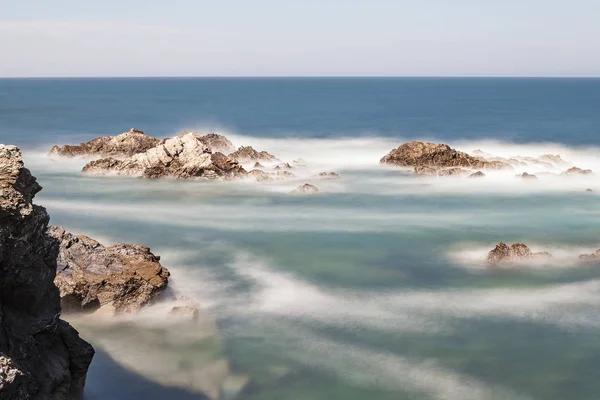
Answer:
[1,75,600,80]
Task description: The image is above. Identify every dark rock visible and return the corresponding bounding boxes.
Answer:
[49,128,163,158]
[579,249,600,261]
[469,171,486,178]
[82,133,247,180]
[253,162,264,169]
[292,184,319,194]
[517,172,538,180]
[486,242,552,265]
[229,146,279,163]
[316,172,341,179]
[0,145,94,399]
[438,168,469,177]
[380,141,511,170]
[49,226,170,314]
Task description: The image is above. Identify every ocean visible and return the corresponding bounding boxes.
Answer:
[2,77,600,400]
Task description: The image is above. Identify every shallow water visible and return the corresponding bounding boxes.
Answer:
[3,78,600,399]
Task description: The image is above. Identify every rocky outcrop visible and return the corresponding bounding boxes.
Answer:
[229,146,279,163]
[486,242,552,265]
[0,145,94,399]
[192,133,236,154]
[579,249,600,261]
[563,167,593,175]
[49,226,169,314]
[292,184,319,194]
[469,171,485,178]
[82,133,247,180]
[380,141,510,170]
[414,166,468,177]
[49,128,163,158]
[253,162,264,169]
[517,172,538,180]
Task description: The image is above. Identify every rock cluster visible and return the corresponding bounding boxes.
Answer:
[579,250,600,261]
[380,141,510,171]
[292,183,319,194]
[82,133,247,180]
[49,128,163,158]
[50,226,170,314]
[486,242,553,265]
[563,167,593,175]
[229,146,279,163]
[192,132,236,154]
[0,145,94,399]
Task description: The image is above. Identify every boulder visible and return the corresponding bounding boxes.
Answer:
[229,146,279,163]
[49,128,163,158]
[380,141,511,170]
[49,226,170,314]
[486,242,552,265]
[292,183,319,194]
[517,172,538,180]
[82,133,247,180]
[469,171,486,178]
[0,145,94,399]
[563,167,593,175]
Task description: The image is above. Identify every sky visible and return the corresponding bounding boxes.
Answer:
[1,0,599,77]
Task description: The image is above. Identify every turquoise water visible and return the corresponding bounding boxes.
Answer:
[2,78,600,399]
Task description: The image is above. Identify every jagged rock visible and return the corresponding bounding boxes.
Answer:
[178,132,235,154]
[273,165,281,171]
[517,172,538,180]
[170,306,200,321]
[486,242,552,265]
[413,166,438,176]
[380,141,510,170]
[539,154,568,165]
[275,171,295,179]
[414,166,468,176]
[0,145,94,399]
[49,226,169,314]
[563,167,593,175]
[253,162,264,168]
[82,133,247,180]
[579,250,600,261]
[316,172,341,179]
[292,183,319,194]
[469,171,486,178]
[229,146,279,163]
[247,169,273,182]
[438,168,469,177]
[49,128,163,158]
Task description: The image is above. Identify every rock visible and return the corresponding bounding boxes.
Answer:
[292,183,319,194]
[469,171,486,178]
[247,169,273,182]
[195,133,236,154]
[380,141,511,170]
[49,128,163,158]
[82,133,247,180]
[413,166,438,176]
[49,226,169,314]
[539,154,568,165]
[292,158,307,165]
[586,188,593,193]
[273,165,281,171]
[229,146,279,163]
[579,249,600,261]
[253,162,264,168]
[486,242,552,265]
[170,306,200,321]
[0,145,94,399]
[438,168,469,177]
[517,172,538,180]
[316,172,341,179]
[414,166,468,176]
[275,171,295,179]
[563,167,593,175]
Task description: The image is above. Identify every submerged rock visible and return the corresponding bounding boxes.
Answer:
[0,145,94,399]
[579,249,600,261]
[49,226,170,314]
[469,171,486,178]
[517,172,538,180]
[292,183,319,194]
[486,242,552,265]
[247,169,273,182]
[253,162,265,168]
[438,168,469,177]
[539,154,569,165]
[82,133,247,180]
[49,128,163,158]
[563,166,593,175]
[229,146,279,163]
[316,171,341,179]
[170,306,200,321]
[380,141,510,170]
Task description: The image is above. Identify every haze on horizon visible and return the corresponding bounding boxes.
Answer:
[1,0,599,78]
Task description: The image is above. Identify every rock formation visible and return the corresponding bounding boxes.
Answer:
[190,133,236,154]
[292,183,319,194]
[469,171,486,178]
[517,172,538,180]
[229,146,279,163]
[49,128,163,158]
[82,133,247,180]
[380,141,510,170]
[563,167,593,175]
[579,249,600,261]
[316,172,341,179]
[486,242,552,265]
[49,226,170,314]
[0,145,94,399]
[253,162,264,169]
[414,166,468,177]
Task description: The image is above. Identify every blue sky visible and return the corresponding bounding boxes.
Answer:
[1,0,599,77]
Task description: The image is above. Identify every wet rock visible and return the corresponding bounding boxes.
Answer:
[82,133,247,180]
[486,242,552,265]
[469,171,486,178]
[0,145,94,399]
[380,141,511,170]
[49,226,170,314]
[517,172,538,180]
[317,171,341,179]
[50,128,163,158]
[229,146,279,163]
[292,183,319,194]
[563,167,593,175]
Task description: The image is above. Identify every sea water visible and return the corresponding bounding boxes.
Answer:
[2,78,600,400]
